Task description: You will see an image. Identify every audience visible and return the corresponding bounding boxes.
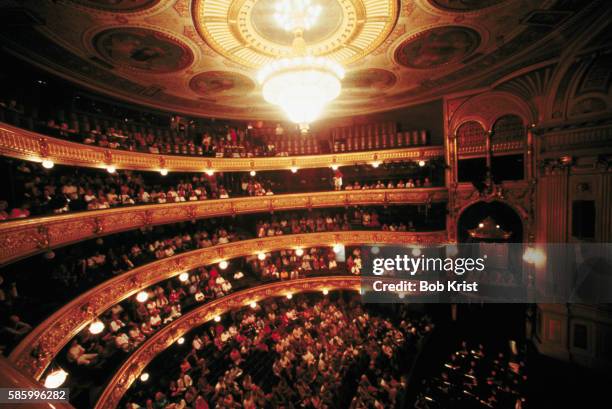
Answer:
[122,293,434,409]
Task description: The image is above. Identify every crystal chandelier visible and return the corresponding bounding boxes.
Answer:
[257,0,344,133]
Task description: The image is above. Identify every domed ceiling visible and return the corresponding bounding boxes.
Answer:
[0,0,598,120]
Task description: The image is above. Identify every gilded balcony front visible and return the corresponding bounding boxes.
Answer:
[0,188,448,265]
[9,230,447,381]
[0,122,444,172]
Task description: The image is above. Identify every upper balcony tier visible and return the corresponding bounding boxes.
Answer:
[0,188,448,265]
[0,122,443,173]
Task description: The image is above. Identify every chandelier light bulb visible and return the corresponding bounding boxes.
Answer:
[42,159,54,169]
[88,319,105,335]
[136,291,149,303]
[259,1,344,130]
[44,369,68,388]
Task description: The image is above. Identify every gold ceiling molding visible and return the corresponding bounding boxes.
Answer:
[94,275,362,409]
[193,0,398,68]
[0,122,443,173]
[0,183,448,265]
[9,231,447,380]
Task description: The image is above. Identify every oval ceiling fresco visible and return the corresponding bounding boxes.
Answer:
[394,26,481,69]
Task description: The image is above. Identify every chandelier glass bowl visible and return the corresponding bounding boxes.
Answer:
[258,0,344,132]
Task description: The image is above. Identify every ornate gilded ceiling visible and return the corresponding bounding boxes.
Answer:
[0,0,600,120]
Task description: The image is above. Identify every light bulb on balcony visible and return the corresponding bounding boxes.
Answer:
[290,167,298,173]
[322,289,329,295]
[42,159,54,169]
[160,168,168,176]
[257,252,266,261]
[250,170,256,177]
[295,248,304,257]
[88,319,105,335]
[286,293,293,300]
[214,315,221,322]
[140,372,150,382]
[219,260,228,270]
[333,243,342,253]
[411,247,421,257]
[371,161,380,168]
[136,291,149,303]
[106,165,116,174]
[178,272,189,282]
[331,164,339,171]
[250,301,257,309]
[177,337,185,345]
[44,369,68,388]
[418,160,426,167]
[205,169,214,176]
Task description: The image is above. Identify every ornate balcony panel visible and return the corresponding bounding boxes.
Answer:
[537,123,612,158]
[95,276,361,409]
[0,122,444,172]
[0,188,448,265]
[9,230,447,380]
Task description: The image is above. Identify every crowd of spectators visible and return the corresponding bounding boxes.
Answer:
[0,158,442,220]
[122,293,434,409]
[414,341,527,409]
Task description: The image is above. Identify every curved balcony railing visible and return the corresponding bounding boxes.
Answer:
[0,188,448,265]
[94,276,361,409]
[0,122,444,172]
[9,230,447,380]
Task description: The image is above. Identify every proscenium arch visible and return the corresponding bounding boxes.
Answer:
[456,200,525,243]
[9,230,447,380]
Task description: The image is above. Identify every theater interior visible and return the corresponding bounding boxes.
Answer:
[0,0,611,408]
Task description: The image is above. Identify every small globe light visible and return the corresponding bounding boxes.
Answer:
[106,165,116,174]
[136,291,149,303]
[140,372,150,382]
[177,337,185,345]
[412,247,422,257]
[214,315,221,322]
[371,161,381,168]
[178,272,189,282]
[44,369,68,388]
[295,248,304,257]
[446,244,459,257]
[322,289,329,295]
[290,167,298,173]
[478,223,485,228]
[286,293,293,300]
[219,260,228,270]
[42,159,54,169]
[250,170,256,177]
[371,246,380,255]
[205,169,215,176]
[257,252,266,261]
[88,319,105,335]
[250,301,257,309]
[160,168,168,176]
[418,160,426,167]
[331,164,339,171]
[332,243,342,254]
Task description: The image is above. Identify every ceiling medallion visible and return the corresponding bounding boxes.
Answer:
[257,0,345,132]
[193,0,398,68]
